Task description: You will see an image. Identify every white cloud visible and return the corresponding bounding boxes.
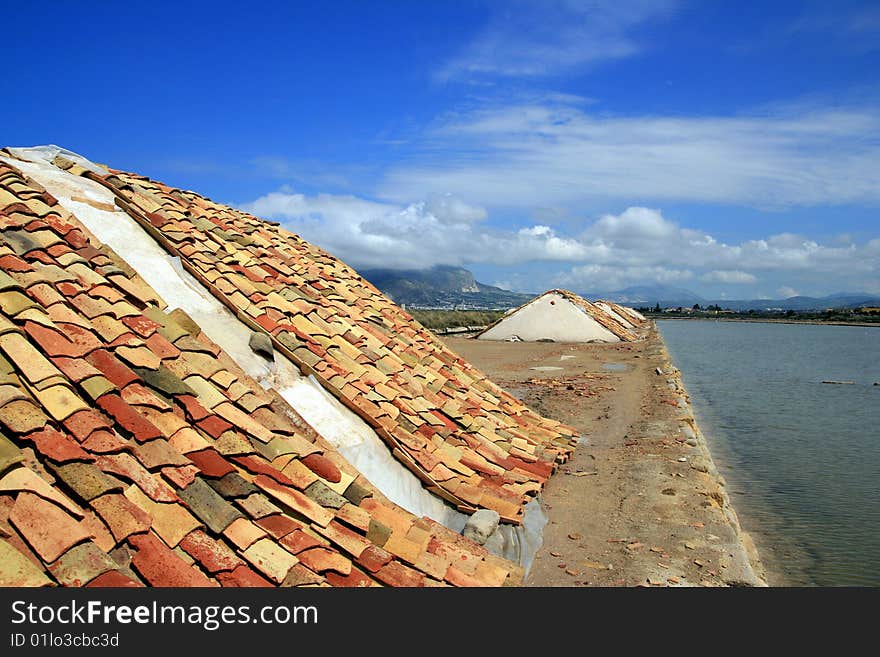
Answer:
[240,193,879,297]
[437,0,678,80]
[378,101,880,208]
[241,189,585,270]
[555,264,693,292]
[702,270,758,284]
[777,286,800,298]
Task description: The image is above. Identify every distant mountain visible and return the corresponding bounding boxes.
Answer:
[710,294,880,312]
[359,266,880,312]
[595,287,880,311]
[359,265,532,309]
[583,284,706,307]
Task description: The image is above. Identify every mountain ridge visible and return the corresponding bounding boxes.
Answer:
[359,266,880,311]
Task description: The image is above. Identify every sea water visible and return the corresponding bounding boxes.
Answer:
[658,320,880,586]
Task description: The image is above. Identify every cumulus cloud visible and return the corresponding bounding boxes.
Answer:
[241,189,585,270]
[437,0,678,80]
[555,264,693,292]
[378,100,880,208]
[702,270,758,284]
[777,286,800,298]
[239,192,879,296]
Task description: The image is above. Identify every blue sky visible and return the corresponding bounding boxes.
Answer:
[5,0,879,299]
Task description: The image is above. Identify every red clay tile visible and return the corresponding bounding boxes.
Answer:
[197,415,233,439]
[232,456,295,486]
[79,509,116,553]
[356,544,394,573]
[186,449,236,479]
[80,430,129,454]
[178,529,242,573]
[94,454,178,502]
[128,532,216,587]
[375,560,424,587]
[216,564,273,588]
[177,395,210,421]
[50,356,102,383]
[86,350,139,389]
[314,519,371,558]
[63,409,112,442]
[85,570,144,587]
[325,567,378,588]
[222,517,267,550]
[0,254,32,272]
[144,332,180,359]
[8,492,90,562]
[160,465,200,489]
[253,474,334,527]
[255,514,302,539]
[96,394,161,442]
[296,547,352,575]
[27,426,93,463]
[91,493,151,542]
[278,530,322,556]
[301,453,341,483]
[121,315,161,339]
[22,322,88,358]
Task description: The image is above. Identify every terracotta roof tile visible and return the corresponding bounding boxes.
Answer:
[128,532,217,587]
[9,491,90,562]
[47,542,117,587]
[85,570,144,587]
[0,158,528,588]
[123,484,199,548]
[178,529,242,573]
[91,493,151,542]
[81,166,579,521]
[0,537,53,586]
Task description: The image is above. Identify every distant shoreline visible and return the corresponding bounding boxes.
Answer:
[651,316,879,328]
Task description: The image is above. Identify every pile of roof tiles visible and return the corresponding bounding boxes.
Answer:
[0,159,534,587]
[69,161,578,523]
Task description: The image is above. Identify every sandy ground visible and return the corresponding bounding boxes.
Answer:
[445,323,767,587]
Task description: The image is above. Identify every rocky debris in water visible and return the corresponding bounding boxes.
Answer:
[821,380,855,385]
[248,331,274,359]
[462,509,500,546]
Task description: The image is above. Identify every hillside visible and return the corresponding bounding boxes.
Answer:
[360,265,532,309]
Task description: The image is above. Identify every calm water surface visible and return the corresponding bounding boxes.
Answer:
[657,320,880,586]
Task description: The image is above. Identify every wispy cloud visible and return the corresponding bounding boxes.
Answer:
[377,99,880,209]
[437,0,678,81]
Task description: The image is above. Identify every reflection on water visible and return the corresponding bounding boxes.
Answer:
[658,320,880,586]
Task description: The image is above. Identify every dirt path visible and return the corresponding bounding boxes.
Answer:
[445,324,766,587]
